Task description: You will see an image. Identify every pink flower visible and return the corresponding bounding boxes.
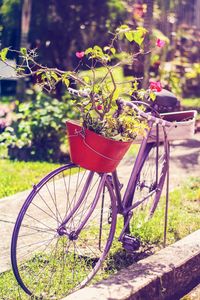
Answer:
[0,118,6,128]
[75,51,85,59]
[156,38,165,48]
[133,4,144,18]
[96,104,103,110]
[0,109,5,117]
[149,81,162,92]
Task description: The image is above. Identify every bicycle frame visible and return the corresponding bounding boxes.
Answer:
[114,125,153,210]
[111,121,168,241]
[59,121,162,240]
[11,119,170,299]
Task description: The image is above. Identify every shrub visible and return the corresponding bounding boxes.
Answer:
[0,90,77,162]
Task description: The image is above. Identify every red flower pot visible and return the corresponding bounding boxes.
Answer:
[66,120,132,173]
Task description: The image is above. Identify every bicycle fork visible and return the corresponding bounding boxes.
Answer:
[57,173,107,242]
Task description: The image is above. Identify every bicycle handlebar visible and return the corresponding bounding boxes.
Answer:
[116,99,172,128]
[68,87,172,128]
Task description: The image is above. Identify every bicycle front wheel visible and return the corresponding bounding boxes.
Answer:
[11,163,116,299]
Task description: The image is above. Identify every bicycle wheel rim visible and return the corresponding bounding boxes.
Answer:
[11,163,117,299]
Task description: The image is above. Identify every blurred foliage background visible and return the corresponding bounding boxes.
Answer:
[0,0,199,162]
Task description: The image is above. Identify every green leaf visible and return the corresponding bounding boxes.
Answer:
[132,31,144,46]
[112,88,120,101]
[94,45,103,52]
[103,46,116,55]
[0,48,9,61]
[63,78,70,87]
[136,27,148,35]
[82,76,91,84]
[41,73,47,80]
[129,81,139,94]
[133,80,139,91]
[50,71,59,82]
[110,47,116,55]
[93,84,100,94]
[85,47,93,55]
[116,24,130,32]
[20,47,27,56]
[16,67,25,72]
[36,71,44,76]
[149,91,156,101]
[132,27,147,46]
[125,31,134,42]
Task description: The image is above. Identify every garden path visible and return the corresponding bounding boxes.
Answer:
[0,133,199,274]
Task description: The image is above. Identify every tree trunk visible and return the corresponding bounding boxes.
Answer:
[142,0,154,88]
[17,0,32,100]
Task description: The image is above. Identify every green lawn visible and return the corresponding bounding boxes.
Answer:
[80,65,134,99]
[181,97,200,122]
[130,177,200,245]
[0,159,61,199]
[181,97,200,108]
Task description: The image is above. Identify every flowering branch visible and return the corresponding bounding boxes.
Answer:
[0,24,166,141]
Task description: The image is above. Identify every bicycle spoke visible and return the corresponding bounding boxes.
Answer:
[30,200,60,223]
[24,213,55,231]
[16,236,56,251]
[17,235,57,265]
[131,141,168,227]
[37,190,61,222]
[19,230,55,238]
[20,223,55,233]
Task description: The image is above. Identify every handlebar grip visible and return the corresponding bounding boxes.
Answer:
[116,98,172,128]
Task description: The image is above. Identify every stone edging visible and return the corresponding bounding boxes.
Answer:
[63,229,200,300]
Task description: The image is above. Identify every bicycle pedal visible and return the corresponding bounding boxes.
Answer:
[122,234,140,252]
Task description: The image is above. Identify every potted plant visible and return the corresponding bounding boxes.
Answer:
[0,24,166,171]
[64,25,165,172]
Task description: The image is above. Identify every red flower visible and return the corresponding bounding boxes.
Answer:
[96,104,103,110]
[75,51,85,59]
[156,38,165,48]
[149,81,162,92]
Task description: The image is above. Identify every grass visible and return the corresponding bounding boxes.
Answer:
[80,66,134,98]
[181,97,200,108]
[0,143,140,200]
[0,159,61,199]
[181,97,200,120]
[130,177,200,245]
[0,176,199,299]
[0,96,15,103]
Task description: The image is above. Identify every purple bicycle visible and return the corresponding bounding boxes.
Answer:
[11,91,196,299]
